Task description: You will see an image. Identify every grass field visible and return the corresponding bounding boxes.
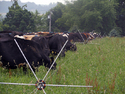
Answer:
[0,37,125,94]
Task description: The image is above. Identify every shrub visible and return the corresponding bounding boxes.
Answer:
[109,27,122,37]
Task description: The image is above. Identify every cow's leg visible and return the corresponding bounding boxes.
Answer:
[23,65,36,74]
[30,65,36,73]
[32,67,36,73]
[58,45,65,57]
[61,50,65,57]
[59,49,65,57]
[23,66,27,74]
[50,57,57,70]
[9,68,12,78]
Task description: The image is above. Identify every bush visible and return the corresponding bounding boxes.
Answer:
[109,27,122,37]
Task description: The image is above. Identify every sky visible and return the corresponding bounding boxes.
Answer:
[0,0,65,5]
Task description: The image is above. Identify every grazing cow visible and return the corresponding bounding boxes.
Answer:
[31,36,50,56]
[0,33,56,73]
[81,33,89,40]
[89,32,102,39]
[47,34,77,57]
[68,32,83,42]
[65,42,77,51]
[47,34,66,57]
[61,33,77,51]
[81,32,94,43]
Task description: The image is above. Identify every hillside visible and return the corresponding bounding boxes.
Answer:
[0,0,57,16]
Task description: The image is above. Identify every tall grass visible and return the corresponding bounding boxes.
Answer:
[0,37,125,94]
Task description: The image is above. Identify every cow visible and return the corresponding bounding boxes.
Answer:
[0,33,56,74]
[47,34,77,57]
[68,32,84,42]
[31,36,50,56]
[81,32,95,43]
[89,32,102,39]
[61,33,77,51]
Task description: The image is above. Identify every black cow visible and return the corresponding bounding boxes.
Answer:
[47,34,77,57]
[61,33,77,51]
[68,32,83,42]
[65,42,77,51]
[0,33,56,73]
[47,34,66,57]
[31,36,50,56]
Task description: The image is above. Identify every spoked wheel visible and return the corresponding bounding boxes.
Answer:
[35,80,46,90]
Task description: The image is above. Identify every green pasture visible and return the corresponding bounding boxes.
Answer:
[0,37,125,94]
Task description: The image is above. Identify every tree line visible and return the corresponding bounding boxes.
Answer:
[0,0,125,36]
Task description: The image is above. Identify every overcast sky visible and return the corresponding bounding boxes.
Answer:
[0,0,65,5]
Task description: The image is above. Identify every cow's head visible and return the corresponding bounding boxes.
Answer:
[70,43,77,51]
[40,56,57,70]
[66,42,77,51]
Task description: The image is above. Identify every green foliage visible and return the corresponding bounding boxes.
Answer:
[49,2,67,32]
[109,27,122,37]
[2,1,36,32]
[52,0,117,34]
[115,0,125,36]
[0,14,3,31]
[69,25,78,32]
[0,37,125,93]
[1,0,124,35]
[31,10,46,32]
[81,9,102,32]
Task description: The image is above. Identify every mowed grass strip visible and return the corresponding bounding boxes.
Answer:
[0,37,125,94]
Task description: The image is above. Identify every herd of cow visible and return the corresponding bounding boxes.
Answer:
[0,31,101,74]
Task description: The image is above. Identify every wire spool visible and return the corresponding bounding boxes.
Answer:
[35,80,46,90]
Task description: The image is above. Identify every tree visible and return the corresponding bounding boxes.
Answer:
[115,0,125,36]
[0,14,3,31]
[52,2,68,32]
[109,27,121,37]
[31,10,48,32]
[56,0,117,35]
[44,2,67,32]
[2,1,36,32]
